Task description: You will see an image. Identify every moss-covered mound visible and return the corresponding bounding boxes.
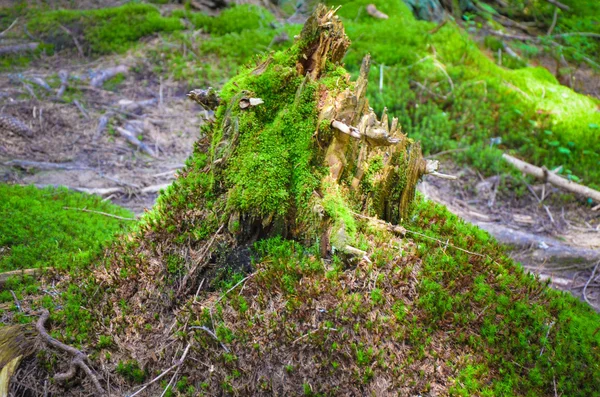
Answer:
[6,5,600,397]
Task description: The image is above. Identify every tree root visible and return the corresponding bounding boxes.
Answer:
[36,310,105,395]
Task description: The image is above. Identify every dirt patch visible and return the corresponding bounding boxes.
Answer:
[0,49,206,215]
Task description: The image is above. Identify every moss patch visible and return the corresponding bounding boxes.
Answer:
[23,3,183,55]
[0,184,133,272]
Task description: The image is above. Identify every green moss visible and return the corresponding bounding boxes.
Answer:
[408,195,600,395]
[325,0,600,188]
[174,4,276,36]
[152,7,300,89]
[24,3,183,55]
[116,360,146,383]
[0,184,133,272]
[102,72,125,91]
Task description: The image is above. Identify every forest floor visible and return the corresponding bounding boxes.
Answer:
[0,1,599,308]
[1,42,599,307]
[0,44,202,214]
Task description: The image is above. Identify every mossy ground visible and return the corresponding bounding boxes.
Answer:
[0,184,133,344]
[0,184,133,273]
[1,2,599,396]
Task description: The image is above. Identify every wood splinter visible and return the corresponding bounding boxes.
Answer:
[36,310,105,395]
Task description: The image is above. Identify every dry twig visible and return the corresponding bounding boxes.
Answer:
[0,18,18,37]
[58,23,84,57]
[503,154,600,203]
[544,0,569,11]
[129,343,192,397]
[63,206,137,221]
[190,326,229,353]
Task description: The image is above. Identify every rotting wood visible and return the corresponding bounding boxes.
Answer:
[502,153,600,203]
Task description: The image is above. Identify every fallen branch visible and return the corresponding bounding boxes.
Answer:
[502,153,600,203]
[63,206,137,221]
[0,18,18,38]
[543,0,569,11]
[115,126,156,157]
[551,32,600,40]
[0,42,38,55]
[90,65,128,88]
[95,113,111,139]
[129,342,192,397]
[0,268,46,289]
[404,228,486,258]
[58,23,84,57]
[73,99,89,119]
[28,76,52,92]
[4,159,90,170]
[366,4,388,19]
[547,7,559,36]
[352,211,407,236]
[190,326,229,353]
[56,70,69,99]
[36,310,105,394]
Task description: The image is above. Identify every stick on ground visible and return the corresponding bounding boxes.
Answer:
[502,153,600,203]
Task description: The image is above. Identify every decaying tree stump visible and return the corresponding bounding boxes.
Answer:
[1,5,449,394]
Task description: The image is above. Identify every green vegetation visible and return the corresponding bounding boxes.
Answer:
[0,2,599,396]
[326,0,600,188]
[194,200,599,395]
[151,5,301,88]
[0,184,133,272]
[1,3,182,56]
[503,0,600,64]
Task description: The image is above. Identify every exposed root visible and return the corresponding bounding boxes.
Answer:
[35,310,105,395]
